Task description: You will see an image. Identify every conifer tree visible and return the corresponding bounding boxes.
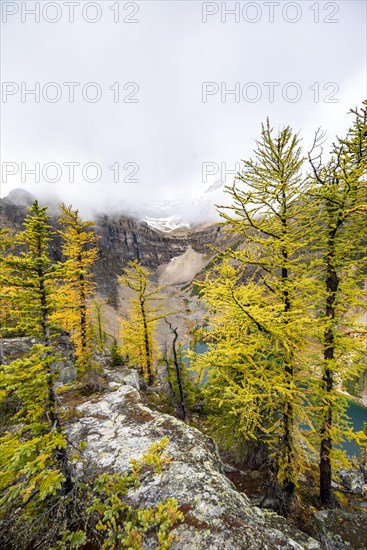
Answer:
[0,201,58,344]
[194,121,314,512]
[56,204,98,370]
[0,207,182,549]
[0,351,182,549]
[93,299,107,350]
[0,203,73,532]
[0,346,70,523]
[0,227,15,363]
[308,102,367,505]
[119,261,163,386]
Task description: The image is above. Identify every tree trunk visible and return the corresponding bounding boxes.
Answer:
[163,345,177,406]
[37,247,73,495]
[39,270,50,347]
[95,302,104,349]
[171,327,188,422]
[320,365,333,506]
[320,239,338,506]
[164,320,188,421]
[279,357,295,516]
[47,369,73,495]
[141,301,154,385]
[0,337,5,366]
[280,244,295,513]
[79,254,87,354]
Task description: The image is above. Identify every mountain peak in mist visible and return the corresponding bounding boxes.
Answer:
[5,188,35,207]
[2,179,227,232]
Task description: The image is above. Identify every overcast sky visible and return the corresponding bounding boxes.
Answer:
[1,0,366,219]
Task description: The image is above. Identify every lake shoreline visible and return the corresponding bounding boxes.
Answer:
[339,388,367,410]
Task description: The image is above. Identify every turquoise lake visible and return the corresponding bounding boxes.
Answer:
[343,398,367,458]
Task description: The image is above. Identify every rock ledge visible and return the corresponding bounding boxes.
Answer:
[67,379,324,549]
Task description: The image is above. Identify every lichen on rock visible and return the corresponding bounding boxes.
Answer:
[67,381,324,549]
[313,510,367,550]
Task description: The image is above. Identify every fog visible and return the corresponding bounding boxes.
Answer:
[1,0,366,222]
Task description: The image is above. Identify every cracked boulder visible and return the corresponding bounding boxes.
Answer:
[67,383,324,549]
[314,510,367,550]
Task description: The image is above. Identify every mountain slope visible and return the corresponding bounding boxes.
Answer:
[0,191,237,306]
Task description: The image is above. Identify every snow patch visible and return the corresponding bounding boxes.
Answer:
[143,216,190,232]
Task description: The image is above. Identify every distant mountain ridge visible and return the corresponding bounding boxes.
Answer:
[3,177,227,233]
[0,189,236,306]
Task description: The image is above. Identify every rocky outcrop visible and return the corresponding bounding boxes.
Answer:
[1,336,76,383]
[94,215,237,302]
[313,510,367,550]
[1,336,38,362]
[67,374,324,549]
[338,468,366,496]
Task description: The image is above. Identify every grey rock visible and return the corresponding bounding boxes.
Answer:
[338,468,365,495]
[223,462,238,474]
[1,336,77,383]
[105,367,140,391]
[1,336,37,362]
[264,511,324,549]
[94,350,112,369]
[350,499,367,509]
[259,495,281,512]
[314,510,367,550]
[67,384,324,549]
[56,359,77,384]
[360,464,367,484]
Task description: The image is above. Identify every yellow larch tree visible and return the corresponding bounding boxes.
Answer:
[119,261,164,386]
[56,203,99,372]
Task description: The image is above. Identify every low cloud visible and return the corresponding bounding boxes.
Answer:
[1,1,365,222]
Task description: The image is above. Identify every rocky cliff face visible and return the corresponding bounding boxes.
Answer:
[78,214,236,302]
[67,369,324,550]
[0,192,236,306]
